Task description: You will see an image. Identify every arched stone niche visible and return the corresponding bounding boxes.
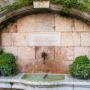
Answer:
[1,12,90,74]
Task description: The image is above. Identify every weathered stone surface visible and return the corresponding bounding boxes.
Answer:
[55,15,72,31]
[35,46,54,60]
[55,47,74,61]
[71,18,75,31]
[0,0,19,8]
[8,23,18,33]
[34,60,72,74]
[84,23,90,31]
[34,13,54,31]
[1,23,17,33]
[1,27,9,33]
[0,0,9,7]
[1,33,12,46]
[61,32,80,46]
[17,15,35,32]
[12,33,29,46]
[74,47,90,59]
[81,32,90,46]
[16,59,34,72]
[74,19,84,31]
[0,3,90,27]
[33,1,50,8]
[31,60,44,73]
[60,60,73,74]
[1,46,17,56]
[17,47,35,60]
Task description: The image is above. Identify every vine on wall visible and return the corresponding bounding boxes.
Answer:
[51,0,90,16]
[6,0,33,9]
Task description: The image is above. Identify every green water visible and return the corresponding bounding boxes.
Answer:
[21,73,65,82]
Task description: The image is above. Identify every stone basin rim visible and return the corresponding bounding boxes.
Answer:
[0,73,90,90]
[0,73,90,86]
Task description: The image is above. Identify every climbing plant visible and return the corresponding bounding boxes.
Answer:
[6,0,33,9]
[50,0,90,16]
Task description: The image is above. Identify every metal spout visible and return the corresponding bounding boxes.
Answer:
[41,52,47,64]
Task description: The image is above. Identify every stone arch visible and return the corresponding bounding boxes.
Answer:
[0,4,90,29]
[1,3,90,74]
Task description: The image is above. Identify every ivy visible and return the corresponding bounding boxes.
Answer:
[6,0,33,9]
[60,6,70,17]
[51,0,90,16]
[50,0,61,3]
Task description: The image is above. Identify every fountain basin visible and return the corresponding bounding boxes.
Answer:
[0,73,90,90]
[21,73,65,82]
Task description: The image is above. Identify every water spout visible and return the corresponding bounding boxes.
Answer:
[41,52,47,64]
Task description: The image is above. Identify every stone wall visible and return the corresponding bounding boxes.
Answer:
[1,13,90,74]
[0,0,19,8]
